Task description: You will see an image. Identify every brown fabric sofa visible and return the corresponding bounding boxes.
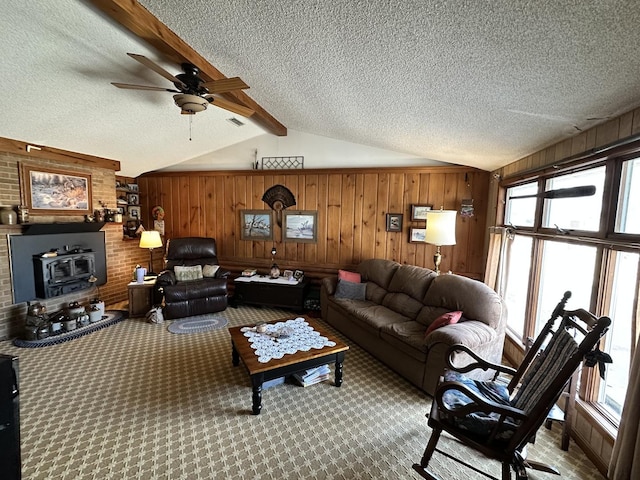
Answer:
[320,259,506,395]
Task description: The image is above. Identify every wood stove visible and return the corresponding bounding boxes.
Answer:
[33,250,96,299]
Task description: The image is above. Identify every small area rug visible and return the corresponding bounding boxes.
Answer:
[167,314,228,334]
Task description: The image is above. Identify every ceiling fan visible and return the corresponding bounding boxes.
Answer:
[111,53,254,117]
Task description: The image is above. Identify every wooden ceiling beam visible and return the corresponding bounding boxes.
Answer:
[86,0,287,137]
[0,136,121,171]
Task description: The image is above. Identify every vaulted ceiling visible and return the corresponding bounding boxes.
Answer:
[1,1,639,177]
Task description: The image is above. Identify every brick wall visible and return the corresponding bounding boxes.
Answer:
[0,152,148,340]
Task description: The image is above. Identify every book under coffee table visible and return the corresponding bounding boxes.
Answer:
[228,316,349,415]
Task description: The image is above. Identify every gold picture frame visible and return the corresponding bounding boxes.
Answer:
[20,164,92,216]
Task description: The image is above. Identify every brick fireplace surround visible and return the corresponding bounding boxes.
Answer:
[0,145,149,341]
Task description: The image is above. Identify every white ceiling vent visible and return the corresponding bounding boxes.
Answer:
[226,117,245,127]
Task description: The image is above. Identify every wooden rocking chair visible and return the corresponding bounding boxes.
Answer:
[412,291,611,480]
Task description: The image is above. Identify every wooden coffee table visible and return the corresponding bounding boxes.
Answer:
[228,316,349,415]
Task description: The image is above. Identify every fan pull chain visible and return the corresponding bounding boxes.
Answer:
[189,115,193,141]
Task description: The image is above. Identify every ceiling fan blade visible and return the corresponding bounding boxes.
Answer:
[111,82,180,93]
[126,53,186,89]
[200,77,249,94]
[205,96,255,117]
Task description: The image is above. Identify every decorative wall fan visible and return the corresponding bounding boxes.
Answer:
[262,185,296,227]
[111,53,254,117]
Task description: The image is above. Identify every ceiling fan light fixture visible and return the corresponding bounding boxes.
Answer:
[173,94,208,114]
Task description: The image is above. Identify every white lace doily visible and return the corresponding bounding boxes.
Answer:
[240,317,336,363]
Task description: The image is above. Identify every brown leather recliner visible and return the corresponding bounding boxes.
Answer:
[154,237,229,319]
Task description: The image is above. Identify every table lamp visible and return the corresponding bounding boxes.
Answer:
[425,208,457,275]
[139,230,163,276]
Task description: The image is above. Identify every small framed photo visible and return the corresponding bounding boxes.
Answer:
[127,183,139,193]
[283,269,294,280]
[128,206,141,219]
[240,210,274,241]
[283,211,318,243]
[409,227,426,243]
[127,193,139,205]
[386,213,403,232]
[116,206,125,215]
[410,204,432,221]
[293,270,304,281]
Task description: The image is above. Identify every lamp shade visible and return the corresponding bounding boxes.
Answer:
[139,230,163,249]
[425,210,457,246]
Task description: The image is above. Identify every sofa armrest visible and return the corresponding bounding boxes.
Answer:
[321,276,338,296]
[153,270,176,305]
[216,267,231,279]
[156,270,176,288]
[425,320,497,350]
[320,276,338,320]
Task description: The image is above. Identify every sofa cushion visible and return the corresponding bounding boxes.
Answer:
[422,274,504,329]
[334,300,410,331]
[357,259,400,290]
[366,282,388,304]
[382,292,425,320]
[174,265,203,282]
[338,269,361,283]
[425,310,462,338]
[335,279,366,300]
[380,321,428,361]
[387,264,437,301]
[164,278,227,301]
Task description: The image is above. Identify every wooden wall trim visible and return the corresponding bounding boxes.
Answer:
[139,165,482,178]
[0,136,120,171]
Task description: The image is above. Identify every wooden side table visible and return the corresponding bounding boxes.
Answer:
[127,279,156,317]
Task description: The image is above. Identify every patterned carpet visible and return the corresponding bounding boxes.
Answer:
[0,306,604,480]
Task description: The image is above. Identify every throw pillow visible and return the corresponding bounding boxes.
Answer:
[338,269,361,283]
[424,310,463,338]
[202,264,220,278]
[174,265,203,282]
[334,279,366,301]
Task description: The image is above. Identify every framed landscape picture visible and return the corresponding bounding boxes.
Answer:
[282,211,317,243]
[410,204,432,221]
[240,210,274,241]
[409,227,426,243]
[20,164,92,216]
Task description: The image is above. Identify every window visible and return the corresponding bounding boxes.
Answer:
[500,151,640,428]
[615,158,640,234]
[536,241,596,335]
[542,166,606,232]
[505,182,537,227]
[502,234,532,341]
[597,250,639,420]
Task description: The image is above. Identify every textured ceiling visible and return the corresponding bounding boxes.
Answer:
[1,1,640,177]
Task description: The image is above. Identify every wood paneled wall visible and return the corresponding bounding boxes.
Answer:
[138,167,490,279]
